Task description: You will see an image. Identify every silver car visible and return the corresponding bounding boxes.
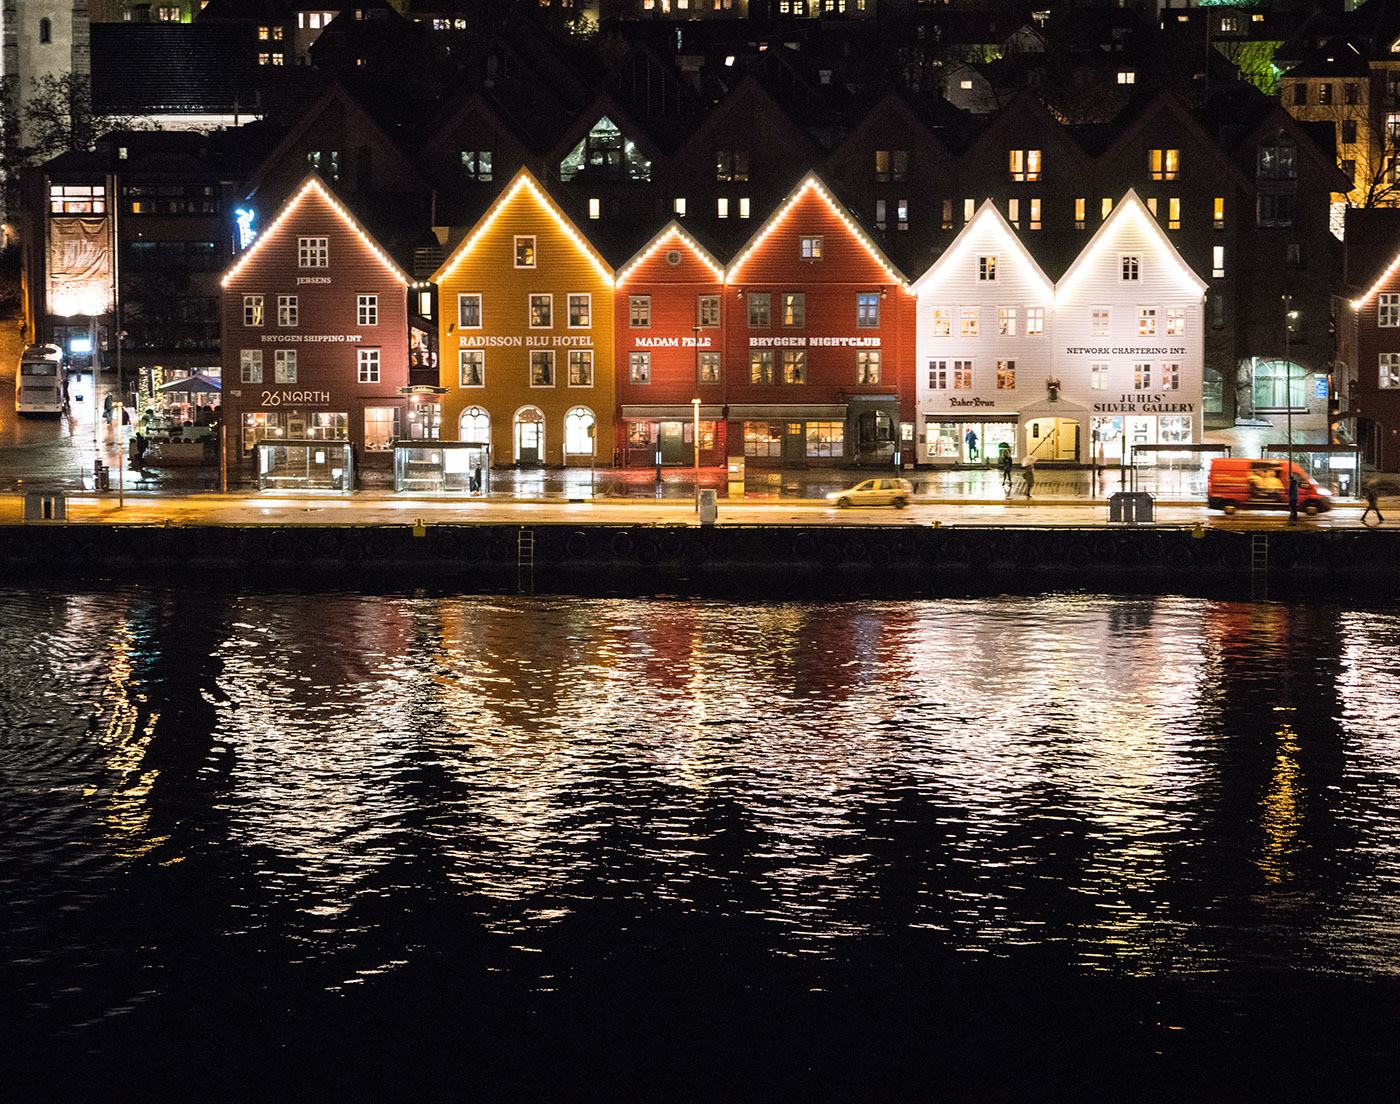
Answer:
[827,478,914,509]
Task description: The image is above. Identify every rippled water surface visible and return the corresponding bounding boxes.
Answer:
[3,586,1399,1099]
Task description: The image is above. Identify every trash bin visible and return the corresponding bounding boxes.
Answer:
[698,488,718,525]
[1109,491,1154,523]
[24,491,66,521]
[1108,491,1129,523]
[1132,491,1154,522]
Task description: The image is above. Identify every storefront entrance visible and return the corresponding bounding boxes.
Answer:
[1024,417,1080,463]
[659,422,686,464]
[515,408,544,464]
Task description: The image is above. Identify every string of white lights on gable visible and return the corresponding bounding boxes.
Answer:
[221,176,409,288]
[725,174,909,290]
[1054,193,1207,304]
[615,224,725,286]
[437,170,614,285]
[911,201,1053,299]
[1352,252,1400,310]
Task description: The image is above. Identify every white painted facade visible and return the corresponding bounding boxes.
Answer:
[1053,190,1207,466]
[911,200,1055,465]
[911,191,1207,467]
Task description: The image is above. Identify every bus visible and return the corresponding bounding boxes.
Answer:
[15,344,65,415]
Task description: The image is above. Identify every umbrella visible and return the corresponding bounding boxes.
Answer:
[155,373,222,394]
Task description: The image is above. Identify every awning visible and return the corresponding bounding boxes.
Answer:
[727,404,846,419]
[622,404,725,419]
[156,373,221,394]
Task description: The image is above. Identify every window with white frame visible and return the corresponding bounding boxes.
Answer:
[782,349,807,384]
[629,295,651,327]
[700,353,721,383]
[459,294,482,328]
[1162,363,1180,390]
[241,349,263,383]
[782,293,805,327]
[953,360,973,389]
[1134,363,1152,390]
[565,407,595,456]
[960,307,979,337]
[1122,255,1140,280]
[1092,307,1110,336]
[1026,307,1045,335]
[358,294,377,326]
[857,350,881,384]
[928,360,949,389]
[750,349,775,384]
[1380,294,1400,326]
[460,349,484,387]
[298,237,327,267]
[996,360,1015,389]
[1139,307,1157,336]
[800,236,823,260]
[278,294,298,327]
[515,236,536,267]
[568,350,593,386]
[529,295,552,328]
[530,350,554,386]
[1091,362,1109,390]
[999,308,1017,336]
[273,349,297,383]
[857,293,879,328]
[358,348,380,383]
[1167,307,1185,335]
[748,293,771,328]
[1381,353,1400,387]
[244,295,264,326]
[932,308,951,336]
[568,294,590,328]
[630,352,651,383]
[979,255,997,280]
[698,295,721,327]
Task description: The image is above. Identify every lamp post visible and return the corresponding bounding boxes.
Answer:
[1283,292,1297,523]
[692,323,702,514]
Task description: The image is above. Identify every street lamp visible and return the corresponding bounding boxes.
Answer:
[1283,292,1297,523]
[692,323,702,514]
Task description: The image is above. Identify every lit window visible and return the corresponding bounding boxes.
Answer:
[1213,246,1225,278]
[1091,363,1108,391]
[1009,149,1041,181]
[1029,198,1041,230]
[630,352,651,383]
[1167,308,1185,336]
[700,353,721,383]
[529,295,552,328]
[897,199,908,231]
[1168,197,1181,230]
[931,308,951,337]
[717,198,729,219]
[750,349,775,385]
[1118,71,1135,85]
[1102,198,1113,220]
[1134,363,1152,390]
[460,151,493,181]
[358,294,377,326]
[960,307,979,337]
[1381,354,1400,387]
[1139,307,1157,336]
[1214,197,1225,229]
[964,198,975,222]
[515,236,536,267]
[569,294,591,328]
[460,350,484,387]
[979,255,997,281]
[674,197,686,216]
[1163,363,1180,390]
[1008,198,1020,228]
[782,349,807,384]
[801,236,823,260]
[874,149,909,182]
[1150,149,1179,180]
[1075,197,1086,230]
[782,293,805,327]
[358,348,380,384]
[996,360,1015,390]
[999,308,1016,336]
[739,197,750,219]
[856,293,879,328]
[953,360,973,389]
[298,237,328,267]
[857,350,880,384]
[1092,307,1110,336]
[240,349,263,383]
[589,198,600,219]
[244,295,264,327]
[1026,308,1044,335]
[568,350,593,387]
[960,79,972,90]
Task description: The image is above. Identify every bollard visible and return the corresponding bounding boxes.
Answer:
[412,518,427,538]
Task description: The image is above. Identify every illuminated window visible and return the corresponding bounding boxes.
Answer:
[589,198,600,219]
[1168,197,1181,230]
[459,294,482,328]
[748,293,771,327]
[801,236,823,260]
[258,24,271,39]
[717,198,729,219]
[565,294,589,328]
[358,348,380,383]
[1075,197,1086,230]
[1379,295,1400,326]
[1214,197,1225,230]
[857,293,879,328]
[1381,354,1400,387]
[979,256,997,281]
[960,307,979,337]
[240,349,263,383]
[568,350,593,386]
[857,350,881,384]
[1134,363,1152,390]
[274,348,297,383]
[964,198,975,222]
[1029,198,1041,230]
[932,308,951,336]
[244,295,264,327]
[700,353,721,383]
[629,296,651,328]
[1122,255,1140,281]
[1319,83,1333,105]
[750,349,775,384]
[278,295,298,327]
[1257,141,1297,180]
[782,293,805,327]
[530,350,555,386]
[1163,363,1180,390]
[782,349,807,384]
[460,151,493,180]
[1092,307,1110,336]
[1008,198,1020,228]
[298,237,327,267]
[559,116,650,182]
[1009,149,1041,181]
[630,352,651,383]
[1026,307,1044,335]
[1091,362,1108,391]
[515,236,535,267]
[1148,197,1158,217]
[1102,198,1113,220]
[999,308,1016,336]
[875,149,909,182]
[358,294,377,326]
[674,197,686,216]
[460,350,484,387]
[1149,148,1179,180]
[1117,71,1135,85]
[364,408,400,451]
[953,360,973,389]
[1213,246,1225,278]
[996,360,1015,389]
[1139,307,1157,336]
[698,295,721,327]
[897,199,908,231]
[565,407,595,455]
[1167,308,1185,335]
[529,295,552,328]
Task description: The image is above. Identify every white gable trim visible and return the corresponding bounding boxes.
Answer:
[911,199,1053,299]
[1054,189,1208,305]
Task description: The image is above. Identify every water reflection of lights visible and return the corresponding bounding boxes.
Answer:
[1258,723,1303,884]
[95,619,163,857]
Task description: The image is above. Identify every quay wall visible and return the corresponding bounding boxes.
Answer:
[3,523,1398,598]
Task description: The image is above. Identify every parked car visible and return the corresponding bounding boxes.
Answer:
[1206,458,1332,515]
[827,477,914,509]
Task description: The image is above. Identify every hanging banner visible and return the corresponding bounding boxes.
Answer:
[49,216,114,317]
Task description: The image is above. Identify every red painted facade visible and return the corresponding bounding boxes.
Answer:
[1338,253,1400,470]
[613,222,727,468]
[220,175,411,480]
[722,175,917,467]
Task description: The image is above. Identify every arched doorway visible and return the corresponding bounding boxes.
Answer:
[564,406,595,461]
[514,406,545,465]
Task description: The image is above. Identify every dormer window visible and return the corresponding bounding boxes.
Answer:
[1257,141,1297,180]
[1009,149,1041,182]
[979,255,997,281]
[1122,255,1140,281]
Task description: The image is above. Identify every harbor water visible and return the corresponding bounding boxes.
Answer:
[3,585,1399,1099]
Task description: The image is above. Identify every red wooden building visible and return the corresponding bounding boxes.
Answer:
[220,174,412,488]
[722,173,916,469]
[613,221,727,468]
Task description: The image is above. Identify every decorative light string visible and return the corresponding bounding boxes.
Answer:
[1054,191,1206,305]
[615,224,724,286]
[912,200,1053,300]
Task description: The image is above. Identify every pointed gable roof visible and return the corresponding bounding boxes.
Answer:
[827,89,957,169]
[726,172,908,287]
[221,173,410,289]
[910,200,1052,298]
[615,221,726,288]
[1095,91,1250,190]
[669,74,824,172]
[430,167,612,286]
[1054,189,1207,303]
[966,92,1097,174]
[546,92,669,172]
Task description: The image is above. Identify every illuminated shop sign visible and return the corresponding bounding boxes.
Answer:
[634,335,716,348]
[259,389,332,406]
[457,335,594,348]
[1065,346,1188,356]
[261,334,363,343]
[748,336,882,348]
[235,208,257,250]
[1092,394,1196,414]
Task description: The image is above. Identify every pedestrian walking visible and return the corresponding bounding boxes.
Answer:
[1022,456,1036,499]
[964,427,979,462]
[1287,472,1301,525]
[999,446,1013,492]
[1362,478,1385,525]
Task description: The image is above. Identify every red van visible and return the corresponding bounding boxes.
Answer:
[1207,457,1332,515]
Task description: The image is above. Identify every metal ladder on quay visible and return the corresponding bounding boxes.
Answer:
[1250,532,1268,600]
[517,527,535,595]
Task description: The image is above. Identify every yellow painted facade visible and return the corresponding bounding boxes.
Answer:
[433,170,615,467]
